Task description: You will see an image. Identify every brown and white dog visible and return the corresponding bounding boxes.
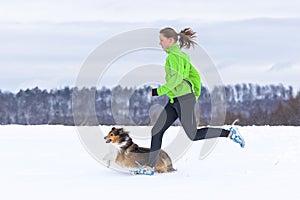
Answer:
[104,127,175,173]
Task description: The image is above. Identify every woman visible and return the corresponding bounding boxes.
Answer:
[134,27,245,175]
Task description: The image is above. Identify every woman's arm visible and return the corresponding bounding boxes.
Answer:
[154,54,185,96]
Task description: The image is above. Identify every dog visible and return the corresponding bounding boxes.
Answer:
[104,127,175,173]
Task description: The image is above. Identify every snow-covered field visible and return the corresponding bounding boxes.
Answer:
[0,125,299,200]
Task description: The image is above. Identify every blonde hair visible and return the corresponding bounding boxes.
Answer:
[160,27,197,49]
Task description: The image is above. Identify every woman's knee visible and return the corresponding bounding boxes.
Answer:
[183,127,197,141]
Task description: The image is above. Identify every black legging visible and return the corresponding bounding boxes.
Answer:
[147,93,230,167]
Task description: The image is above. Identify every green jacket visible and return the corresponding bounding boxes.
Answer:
[156,43,201,103]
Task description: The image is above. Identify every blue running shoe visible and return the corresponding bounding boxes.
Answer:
[229,127,245,148]
[130,161,154,176]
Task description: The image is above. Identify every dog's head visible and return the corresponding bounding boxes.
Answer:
[104,127,131,146]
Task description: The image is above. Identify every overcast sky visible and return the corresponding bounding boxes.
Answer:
[1,0,300,22]
[0,0,300,92]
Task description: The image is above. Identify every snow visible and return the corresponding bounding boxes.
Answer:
[0,125,300,200]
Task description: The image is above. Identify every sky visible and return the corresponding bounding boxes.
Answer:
[0,0,300,92]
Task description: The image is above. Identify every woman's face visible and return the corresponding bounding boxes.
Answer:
[159,33,175,51]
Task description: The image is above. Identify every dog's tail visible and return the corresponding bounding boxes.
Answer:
[161,151,177,172]
[167,165,177,172]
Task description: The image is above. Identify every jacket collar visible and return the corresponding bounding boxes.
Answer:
[166,43,181,54]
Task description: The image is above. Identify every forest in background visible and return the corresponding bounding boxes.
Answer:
[0,83,299,126]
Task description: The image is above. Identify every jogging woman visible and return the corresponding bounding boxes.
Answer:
[134,27,245,175]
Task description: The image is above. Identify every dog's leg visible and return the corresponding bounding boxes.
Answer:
[102,145,116,168]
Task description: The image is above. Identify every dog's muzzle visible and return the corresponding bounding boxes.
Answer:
[104,136,112,143]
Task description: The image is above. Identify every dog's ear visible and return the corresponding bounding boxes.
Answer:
[120,129,130,136]
[116,128,123,135]
[111,127,116,131]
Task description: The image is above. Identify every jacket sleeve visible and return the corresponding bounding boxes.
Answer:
[190,64,201,100]
[157,54,184,96]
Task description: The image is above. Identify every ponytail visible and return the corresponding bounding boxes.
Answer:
[178,28,197,49]
[160,27,197,49]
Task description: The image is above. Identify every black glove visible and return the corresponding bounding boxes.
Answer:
[152,88,158,96]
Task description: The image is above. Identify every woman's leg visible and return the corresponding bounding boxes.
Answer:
[175,94,230,141]
[190,127,230,141]
[146,102,178,168]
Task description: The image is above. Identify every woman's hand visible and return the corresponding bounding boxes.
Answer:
[151,88,158,96]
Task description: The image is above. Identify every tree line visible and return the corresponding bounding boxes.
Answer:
[0,84,299,126]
